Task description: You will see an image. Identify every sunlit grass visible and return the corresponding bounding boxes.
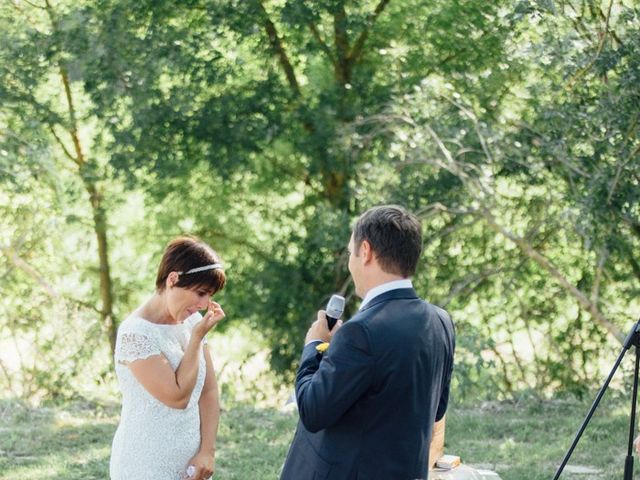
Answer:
[3,327,639,479]
[446,397,640,479]
[0,399,297,480]
[0,400,115,480]
[2,395,640,479]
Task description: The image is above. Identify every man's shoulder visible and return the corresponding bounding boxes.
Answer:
[330,313,373,352]
[336,313,370,336]
[429,303,454,330]
[359,297,454,342]
[366,293,430,315]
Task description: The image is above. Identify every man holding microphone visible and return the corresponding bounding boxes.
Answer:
[280,205,456,480]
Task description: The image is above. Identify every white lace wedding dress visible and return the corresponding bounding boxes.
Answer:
[110,313,207,480]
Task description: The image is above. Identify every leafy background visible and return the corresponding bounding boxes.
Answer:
[0,0,639,407]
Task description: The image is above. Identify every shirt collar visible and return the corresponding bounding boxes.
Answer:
[359,279,413,310]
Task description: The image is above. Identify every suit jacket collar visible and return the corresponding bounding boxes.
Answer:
[359,288,419,312]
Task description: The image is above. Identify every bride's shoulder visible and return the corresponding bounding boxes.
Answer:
[117,314,149,335]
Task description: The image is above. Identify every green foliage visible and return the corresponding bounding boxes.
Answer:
[1,0,639,402]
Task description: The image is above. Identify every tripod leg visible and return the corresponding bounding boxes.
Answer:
[552,342,630,480]
[623,346,639,480]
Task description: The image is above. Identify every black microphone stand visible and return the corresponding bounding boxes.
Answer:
[553,318,640,480]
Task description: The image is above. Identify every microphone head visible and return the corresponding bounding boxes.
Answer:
[326,294,345,320]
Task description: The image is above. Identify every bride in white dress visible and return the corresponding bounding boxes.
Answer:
[110,237,226,480]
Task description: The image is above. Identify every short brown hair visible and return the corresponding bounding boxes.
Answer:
[155,236,226,293]
[352,205,422,277]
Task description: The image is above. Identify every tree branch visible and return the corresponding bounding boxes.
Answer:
[479,207,624,343]
[622,213,640,240]
[0,240,99,314]
[505,320,532,389]
[0,246,59,299]
[442,266,507,307]
[0,354,16,396]
[597,5,623,46]
[567,0,614,90]
[58,66,86,168]
[591,246,608,306]
[626,250,640,284]
[197,228,273,263]
[333,4,350,84]
[44,1,85,168]
[308,22,336,67]
[423,112,621,340]
[255,0,301,97]
[563,0,596,43]
[48,125,76,163]
[19,0,47,10]
[349,0,391,65]
[607,142,640,203]
[483,315,515,394]
[45,0,117,355]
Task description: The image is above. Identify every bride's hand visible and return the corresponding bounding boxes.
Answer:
[193,301,225,339]
[184,450,215,479]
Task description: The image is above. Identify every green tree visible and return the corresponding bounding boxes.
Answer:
[367,0,640,396]
[1,0,118,357]
[79,0,518,377]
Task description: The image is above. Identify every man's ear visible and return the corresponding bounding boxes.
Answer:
[360,240,374,264]
[166,271,180,288]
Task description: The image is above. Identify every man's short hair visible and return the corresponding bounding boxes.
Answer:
[352,205,422,277]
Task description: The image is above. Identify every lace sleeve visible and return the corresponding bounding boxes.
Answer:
[115,332,161,364]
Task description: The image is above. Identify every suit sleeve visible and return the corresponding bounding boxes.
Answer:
[435,364,452,421]
[435,314,455,421]
[295,320,374,433]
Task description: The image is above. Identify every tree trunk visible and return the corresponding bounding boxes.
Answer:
[47,0,117,357]
[86,181,117,355]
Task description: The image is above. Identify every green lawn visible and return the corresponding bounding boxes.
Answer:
[1,396,639,479]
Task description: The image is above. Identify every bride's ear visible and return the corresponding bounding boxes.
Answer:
[166,272,180,288]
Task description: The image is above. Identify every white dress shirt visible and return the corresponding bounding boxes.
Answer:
[359,279,413,310]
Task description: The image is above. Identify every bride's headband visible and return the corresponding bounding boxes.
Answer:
[178,263,224,276]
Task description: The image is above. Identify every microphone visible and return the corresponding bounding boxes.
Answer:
[325,294,345,330]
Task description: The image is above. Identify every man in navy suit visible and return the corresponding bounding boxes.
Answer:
[280,205,455,480]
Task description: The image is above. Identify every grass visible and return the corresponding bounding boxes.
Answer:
[445,396,640,479]
[1,395,640,479]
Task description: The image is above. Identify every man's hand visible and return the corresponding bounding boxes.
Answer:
[305,310,343,344]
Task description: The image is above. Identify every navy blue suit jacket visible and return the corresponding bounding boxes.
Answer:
[280,288,455,480]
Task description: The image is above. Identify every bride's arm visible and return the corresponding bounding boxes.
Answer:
[128,303,224,409]
[186,346,220,479]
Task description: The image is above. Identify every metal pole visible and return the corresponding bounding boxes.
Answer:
[623,345,639,480]
[552,318,640,480]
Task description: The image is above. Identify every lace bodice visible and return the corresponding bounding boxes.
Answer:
[110,313,208,480]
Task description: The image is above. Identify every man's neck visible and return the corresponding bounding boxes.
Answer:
[360,273,405,299]
[360,277,412,309]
